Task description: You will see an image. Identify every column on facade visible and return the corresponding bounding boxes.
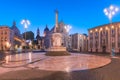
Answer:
[77,34,79,51]
[98,30,101,52]
[107,26,110,53]
[79,34,81,51]
[115,26,118,52]
[87,32,90,51]
[105,27,109,52]
[50,35,52,48]
[85,37,86,52]
[93,31,95,52]
[82,36,84,52]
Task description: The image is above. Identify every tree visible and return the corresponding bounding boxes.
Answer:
[22,31,34,40]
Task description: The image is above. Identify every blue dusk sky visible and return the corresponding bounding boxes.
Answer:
[0,0,120,36]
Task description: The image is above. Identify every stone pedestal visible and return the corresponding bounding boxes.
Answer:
[48,47,66,51]
[46,33,70,56]
[50,33,63,47]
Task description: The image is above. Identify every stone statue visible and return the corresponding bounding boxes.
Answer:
[51,34,62,47]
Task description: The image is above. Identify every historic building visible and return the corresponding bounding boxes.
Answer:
[11,21,23,50]
[88,22,120,53]
[43,21,70,50]
[70,33,88,52]
[0,26,14,51]
[35,28,44,49]
[0,21,23,51]
[43,25,50,49]
[43,11,70,50]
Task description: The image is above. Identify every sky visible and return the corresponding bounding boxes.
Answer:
[0,0,120,36]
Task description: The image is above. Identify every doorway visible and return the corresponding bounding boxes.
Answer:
[80,47,81,52]
[96,49,98,52]
[102,46,106,53]
[91,49,92,52]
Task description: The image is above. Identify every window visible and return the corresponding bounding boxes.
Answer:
[5,37,7,41]
[111,29,115,37]
[103,31,105,35]
[100,31,102,36]
[5,31,7,34]
[95,32,98,39]
[118,43,120,47]
[1,37,3,41]
[95,32,98,36]
[90,33,93,37]
[118,37,120,47]
[112,43,115,48]
[95,41,98,47]
[119,28,120,34]
[100,31,102,47]
[90,42,93,48]
[106,31,108,45]
[90,33,93,40]
[1,31,3,35]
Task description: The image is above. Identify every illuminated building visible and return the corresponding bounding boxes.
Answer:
[0,21,23,51]
[70,33,88,52]
[88,22,120,53]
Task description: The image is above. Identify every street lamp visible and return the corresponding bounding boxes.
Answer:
[6,42,11,51]
[103,5,119,56]
[21,19,30,52]
[64,25,72,50]
[104,5,119,23]
[64,25,72,33]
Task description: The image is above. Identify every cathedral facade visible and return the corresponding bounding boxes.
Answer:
[43,21,70,50]
[35,28,44,50]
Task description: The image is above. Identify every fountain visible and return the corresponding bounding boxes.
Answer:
[46,10,70,56]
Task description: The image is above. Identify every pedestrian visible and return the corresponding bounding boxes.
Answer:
[111,48,115,57]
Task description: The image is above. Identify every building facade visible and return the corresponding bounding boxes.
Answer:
[44,25,50,49]
[88,22,120,53]
[0,21,23,51]
[70,33,88,52]
[35,28,44,49]
[43,21,70,50]
[11,21,23,50]
[0,26,14,51]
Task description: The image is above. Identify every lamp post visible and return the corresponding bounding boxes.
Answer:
[64,25,72,33]
[104,5,119,23]
[6,42,11,52]
[21,19,30,52]
[104,5,119,56]
[64,25,72,50]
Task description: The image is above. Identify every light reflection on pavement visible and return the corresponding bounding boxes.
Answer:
[0,52,111,74]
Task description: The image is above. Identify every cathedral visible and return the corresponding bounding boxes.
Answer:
[35,21,70,50]
[34,10,70,50]
[43,21,70,49]
[35,28,44,50]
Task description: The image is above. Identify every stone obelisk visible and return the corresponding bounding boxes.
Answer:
[54,10,59,33]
